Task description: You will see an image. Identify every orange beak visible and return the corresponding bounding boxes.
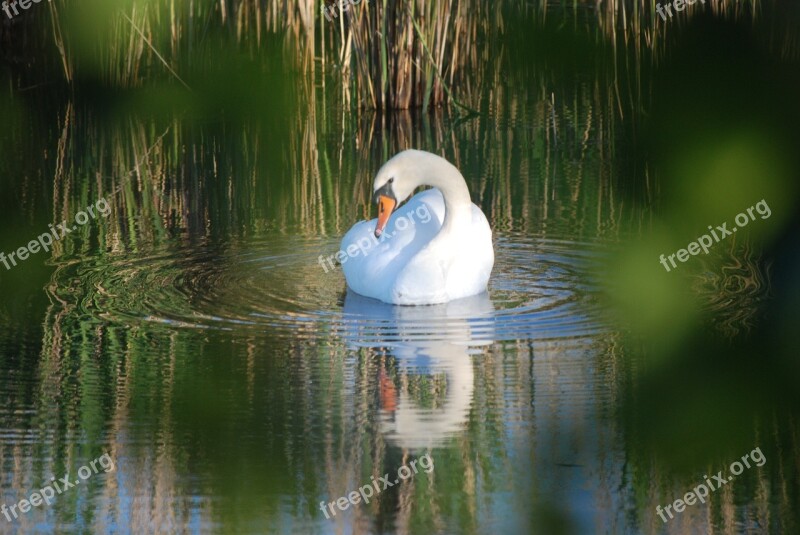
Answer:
[375,195,397,238]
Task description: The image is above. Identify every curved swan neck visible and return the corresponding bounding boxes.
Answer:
[414,152,472,233]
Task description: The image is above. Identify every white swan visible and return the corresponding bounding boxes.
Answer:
[341,150,494,305]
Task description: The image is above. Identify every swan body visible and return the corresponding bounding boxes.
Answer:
[341,150,494,305]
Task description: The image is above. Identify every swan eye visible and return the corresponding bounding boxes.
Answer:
[388,177,394,184]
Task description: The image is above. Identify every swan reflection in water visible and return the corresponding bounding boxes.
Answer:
[342,290,495,450]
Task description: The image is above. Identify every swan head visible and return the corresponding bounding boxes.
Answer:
[371,150,425,238]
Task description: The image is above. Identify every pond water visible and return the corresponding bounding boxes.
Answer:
[0,55,796,535]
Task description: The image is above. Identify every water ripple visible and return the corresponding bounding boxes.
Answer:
[48,233,608,343]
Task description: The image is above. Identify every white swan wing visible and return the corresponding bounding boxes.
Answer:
[342,188,493,305]
[341,190,445,302]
